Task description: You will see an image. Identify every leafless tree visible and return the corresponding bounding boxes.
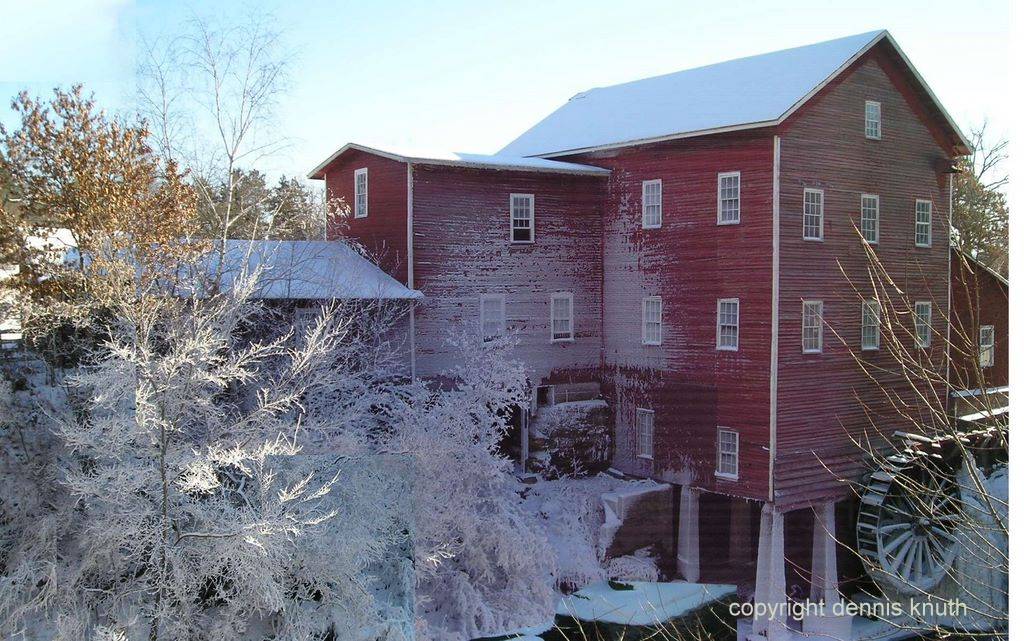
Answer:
[952,123,1009,276]
[825,239,1009,639]
[138,13,315,244]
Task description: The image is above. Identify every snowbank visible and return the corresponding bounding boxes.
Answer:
[556,581,735,626]
[521,474,664,592]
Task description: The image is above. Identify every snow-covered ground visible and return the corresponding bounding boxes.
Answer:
[520,473,666,592]
[557,580,735,627]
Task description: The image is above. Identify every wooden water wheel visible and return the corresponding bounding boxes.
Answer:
[857,444,962,594]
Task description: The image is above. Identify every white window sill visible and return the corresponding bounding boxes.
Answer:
[865,239,878,245]
[915,243,932,248]
[510,240,535,245]
[861,345,879,352]
[715,471,738,481]
[802,348,822,354]
[717,219,741,226]
[642,223,663,230]
[354,214,368,219]
[865,135,882,141]
[803,236,824,242]
[642,340,662,346]
[637,454,653,461]
[551,337,574,344]
[716,345,738,352]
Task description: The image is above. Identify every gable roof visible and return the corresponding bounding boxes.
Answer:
[307,143,610,180]
[500,30,970,158]
[952,247,1009,287]
[213,240,422,300]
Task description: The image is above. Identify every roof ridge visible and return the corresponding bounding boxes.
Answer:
[576,30,887,99]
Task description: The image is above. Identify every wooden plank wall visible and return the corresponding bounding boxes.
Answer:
[565,132,776,501]
[774,50,955,507]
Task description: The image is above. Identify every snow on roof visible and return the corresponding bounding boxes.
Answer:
[500,30,966,157]
[307,143,610,179]
[216,240,422,301]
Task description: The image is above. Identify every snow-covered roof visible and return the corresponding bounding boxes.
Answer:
[307,143,610,179]
[500,30,970,157]
[214,240,422,300]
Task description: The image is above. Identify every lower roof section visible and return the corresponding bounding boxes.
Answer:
[307,142,611,179]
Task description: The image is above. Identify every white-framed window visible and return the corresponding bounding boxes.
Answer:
[479,294,506,342]
[716,298,739,351]
[717,172,741,225]
[716,427,739,479]
[915,200,932,247]
[802,300,824,353]
[862,299,880,350]
[354,168,368,218]
[914,301,932,348]
[642,179,663,229]
[865,100,882,139]
[860,194,879,244]
[803,188,824,240]
[550,292,574,342]
[510,193,535,243]
[979,325,995,368]
[637,408,654,460]
[642,296,663,345]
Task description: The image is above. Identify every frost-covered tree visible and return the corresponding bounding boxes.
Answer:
[375,332,556,639]
[0,276,417,641]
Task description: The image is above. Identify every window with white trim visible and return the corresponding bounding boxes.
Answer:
[979,325,995,368]
[717,172,741,224]
[642,179,663,229]
[550,292,573,342]
[642,296,663,345]
[716,427,739,479]
[480,294,506,342]
[510,193,535,243]
[637,409,654,459]
[802,300,823,353]
[862,299,880,350]
[716,298,739,350]
[915,200,932,247]
[354,168,368,218]
[865,101,881,139]
[861,194,879,244]
[914,301,932,348]
[803,188,824,240]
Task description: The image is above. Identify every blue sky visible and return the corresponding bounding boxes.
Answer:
[0,0,1010,180]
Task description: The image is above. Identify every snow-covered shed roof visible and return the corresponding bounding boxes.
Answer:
[215,240,422,300]
[500,30,971,158]
[307,143,610,180]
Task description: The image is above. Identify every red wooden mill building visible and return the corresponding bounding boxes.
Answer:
[309,30,1003,638]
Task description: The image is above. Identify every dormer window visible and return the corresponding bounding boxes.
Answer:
[865,101,881,139]
[354,168,368,218]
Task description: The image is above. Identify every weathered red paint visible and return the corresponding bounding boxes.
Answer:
[313,38,965,521]
[773,47,954,508]
[949,250,1008,391]
[323,149,409,284]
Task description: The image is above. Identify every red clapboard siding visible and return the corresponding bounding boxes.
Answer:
[323,150,409,284]
[949,251,1008,391]
[773,49,954,508]
[410,164,606,385]
[563,131,776,501]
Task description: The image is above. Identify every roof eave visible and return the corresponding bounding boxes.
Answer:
[532,119,781,159]
[308,142,610,178]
